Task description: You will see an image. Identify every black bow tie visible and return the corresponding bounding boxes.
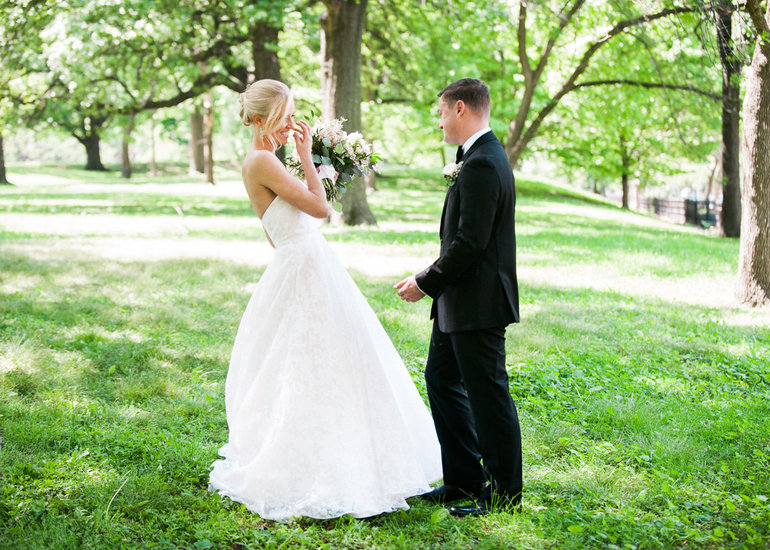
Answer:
[455,146,463,163]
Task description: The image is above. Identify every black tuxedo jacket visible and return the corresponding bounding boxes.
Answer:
[416,131,519,333]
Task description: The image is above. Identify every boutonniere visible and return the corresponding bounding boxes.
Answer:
[443,161,463,186]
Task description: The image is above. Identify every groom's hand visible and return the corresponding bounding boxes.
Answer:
[394,276,426,303]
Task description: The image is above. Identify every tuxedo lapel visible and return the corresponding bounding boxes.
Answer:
[438,179,457,238]
[439,132,496,238]
[460,131,496,162]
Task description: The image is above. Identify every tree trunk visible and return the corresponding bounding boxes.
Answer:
[252,20,282,81]
[321,0,376,226]
[705,150,719,203]
[189,105,205,174]
[735,23,770,306]
[250,20,285,164]
[0,132,10,185]
[84,139,105,170]
[365,170,376,191]
[620,135,630,209]
[80,117,107,172]
[203,91,215,185]
[717,2,742,237]
[621,174,630,209]
[121,113,136,179]
[150,111,158,177]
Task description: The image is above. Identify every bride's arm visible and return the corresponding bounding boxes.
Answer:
[243,122,328,219]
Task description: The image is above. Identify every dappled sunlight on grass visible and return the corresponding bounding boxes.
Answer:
[0,339,42,374]
[2,166,770,548]
[519,200,674,229]
[521,264,739,307]
[1,212,258,237]
[516,176,618,207]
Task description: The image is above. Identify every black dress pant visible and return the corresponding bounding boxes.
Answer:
[425,321,522,499]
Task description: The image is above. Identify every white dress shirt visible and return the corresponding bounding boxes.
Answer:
[461,127,492,156]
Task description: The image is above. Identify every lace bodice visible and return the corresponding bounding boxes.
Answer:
[261,197,321,248]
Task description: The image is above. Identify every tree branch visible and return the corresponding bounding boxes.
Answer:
[744,0,770,35]
[98,75,138,103]
[517,0,532,81]
[509,6,696,164]
[136,72,229,111]
[189,37,248,64]
[559,7,696,96]
[110,72,230,114]
[534,0,587,78]
[574,79,722,100]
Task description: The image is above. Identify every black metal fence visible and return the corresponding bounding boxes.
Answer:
[638,198,721,229]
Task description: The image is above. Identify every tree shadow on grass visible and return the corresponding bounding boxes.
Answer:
[2,250,769,547]
[520,209,737,274]
[2,193,254,218]
[0,252,247,423]
[507,281,770,504]
[0,251,526,547]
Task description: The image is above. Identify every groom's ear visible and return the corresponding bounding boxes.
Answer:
[455,100,466,117]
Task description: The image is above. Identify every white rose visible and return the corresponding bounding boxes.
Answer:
[318,164,336,181]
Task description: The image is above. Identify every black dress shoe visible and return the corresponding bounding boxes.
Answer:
[417,484,484,504]
[449,493,522,517]
[449,501,491,517]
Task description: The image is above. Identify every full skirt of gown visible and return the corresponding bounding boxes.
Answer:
[208,196,442,522]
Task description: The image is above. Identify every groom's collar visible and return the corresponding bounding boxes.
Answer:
[462,127,492,155]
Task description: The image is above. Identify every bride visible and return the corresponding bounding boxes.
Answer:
[208,79,441,522]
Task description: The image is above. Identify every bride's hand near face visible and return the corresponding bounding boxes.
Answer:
[292,120,313,162]
[243,118,329,220]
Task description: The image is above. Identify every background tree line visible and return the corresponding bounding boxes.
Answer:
[1,0,767,305]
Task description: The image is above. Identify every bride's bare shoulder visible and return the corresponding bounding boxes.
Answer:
[242,151,287,197]
[242,149,281,176]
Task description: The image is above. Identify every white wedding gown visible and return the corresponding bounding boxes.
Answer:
[209,195,442,522]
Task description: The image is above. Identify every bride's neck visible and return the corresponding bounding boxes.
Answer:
[252,136,275,152]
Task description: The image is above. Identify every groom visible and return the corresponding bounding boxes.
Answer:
[395,78,522,516]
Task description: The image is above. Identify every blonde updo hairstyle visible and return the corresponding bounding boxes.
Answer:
[239,79,293,151]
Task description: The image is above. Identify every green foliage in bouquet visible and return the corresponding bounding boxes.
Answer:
[286,118,382,203]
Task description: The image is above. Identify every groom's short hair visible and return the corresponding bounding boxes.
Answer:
[439,78,490,115]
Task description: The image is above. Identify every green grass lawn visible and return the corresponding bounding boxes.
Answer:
[1,164,769,549]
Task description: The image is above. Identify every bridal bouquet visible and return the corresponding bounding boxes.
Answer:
[286,118,381,202]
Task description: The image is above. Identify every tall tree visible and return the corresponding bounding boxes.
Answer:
[545,84,717,208]
[320,0,376,226]
[189,104,205,174]
[541,14,720,208]
[714,1,743,237]
[0,132,8,185]
[735,0,770,305]
[8,0,289,177]
[369,1,710,172]
[121,113,136,178]
[0,0,112,171]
